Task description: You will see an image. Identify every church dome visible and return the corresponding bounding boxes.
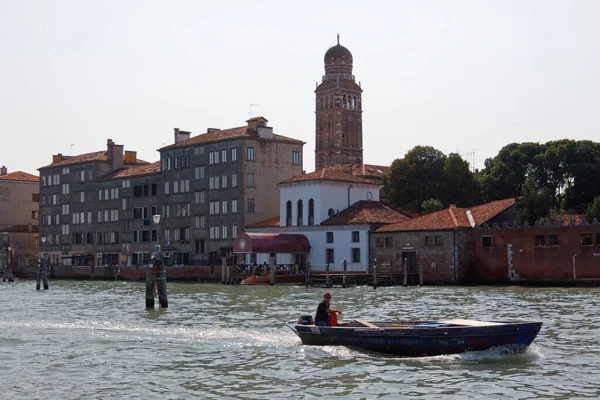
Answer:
[324,42,353,74]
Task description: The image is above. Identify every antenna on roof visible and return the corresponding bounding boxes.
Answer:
[249,103,259,117]
[69,144,75,155]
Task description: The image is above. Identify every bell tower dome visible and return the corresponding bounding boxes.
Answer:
[315,35,363,170]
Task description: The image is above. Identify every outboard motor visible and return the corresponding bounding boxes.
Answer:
[297,315,314,325]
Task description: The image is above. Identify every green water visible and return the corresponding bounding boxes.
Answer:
[1,281,598,399]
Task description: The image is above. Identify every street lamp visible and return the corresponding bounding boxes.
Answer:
[152,215,161,254]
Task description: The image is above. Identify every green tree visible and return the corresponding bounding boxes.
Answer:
[584,196,600,223]
[516,179,552,225]
[421,198,444,214]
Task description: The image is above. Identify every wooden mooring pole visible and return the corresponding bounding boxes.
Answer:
[342,259,347,288]
[373,260,378,290]
[36,258,48,290]
[145,252,168,308]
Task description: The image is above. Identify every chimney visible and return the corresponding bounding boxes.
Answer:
[206,128,220,133]
[343,164,352,174]
[52,153,68,164]
[174,128,191,144]
[0,166,6,176]
[449,204,457,208]
[124,151,137,163]
[107,139,124,171]
[246,116,272,139]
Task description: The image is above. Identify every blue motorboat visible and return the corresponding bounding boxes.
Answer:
[286,317,542,357]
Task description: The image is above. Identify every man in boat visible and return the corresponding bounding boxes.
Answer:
[314,291,342,326]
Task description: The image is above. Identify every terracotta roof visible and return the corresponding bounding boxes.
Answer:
[351,163,390,178]
[97,161,161,181]
[245,216,281,229]
[159,126,304,151]
[376,198,516,233]
[469,198,515,225]
[279,166,382,186]
[321,200,410,225]
[39,151,148,170]
[0,171,39,182]
[1,224,39,233]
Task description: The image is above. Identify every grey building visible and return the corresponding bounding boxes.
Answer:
[38,117,304,268]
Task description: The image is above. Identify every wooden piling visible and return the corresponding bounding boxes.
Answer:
[342,259,347,288]
[403,258,408,286]
[145,268,155,308]
[325,263,331,288]
[269,254,275,285]
[419,261,423,286]
[156,268,168,308]
[373,263,377,290]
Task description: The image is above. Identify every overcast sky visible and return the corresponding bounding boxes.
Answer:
[1,0,599,176]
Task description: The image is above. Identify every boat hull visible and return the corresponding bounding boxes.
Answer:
[290,320,542,357]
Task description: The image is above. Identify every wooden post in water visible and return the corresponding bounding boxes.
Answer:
[373,259,378,290]
[156,257,168,308]
[221,257,226,284]
[145,268,155,308]
[403,257,408,286]
[325,263,330,288]
[269,253,275,285]
[342,258,347,288]
[305,262,311,287]
[389,260,394,286]
[146,247,168,308]
[36,257,48,290]
[419,261,423,286]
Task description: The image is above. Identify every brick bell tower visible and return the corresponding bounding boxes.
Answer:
[315,35,363,170]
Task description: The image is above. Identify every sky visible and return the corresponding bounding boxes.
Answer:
[1,0,599,176]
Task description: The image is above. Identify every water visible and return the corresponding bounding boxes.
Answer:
[1,281,599,399]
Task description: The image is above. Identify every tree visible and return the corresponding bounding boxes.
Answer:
[585,196,600,223]
[516,179,552,225]
[421,198,444,214]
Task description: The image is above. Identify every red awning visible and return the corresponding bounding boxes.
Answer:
[233,232,310,254]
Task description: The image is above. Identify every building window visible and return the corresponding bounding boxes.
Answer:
[247,173,255,187]
[32,193,40,202]
[482,236,505,248]
[221,149,227,163]
[376,237,384,247]
[247,147,254,161]
[247,198,255,213]
[535,235,545,247]
[581,233,592,246]
[385,237,393,247]
[231,148,237,162]
[297,199,303,226]
[308,199,314,225]
[351,248,360,263]
[326,232,333,243]
[434,235,443,246]
[232,224,238,238]
[232,199,238,213]
[286,201,292,227]
[549,234,559,246]
[231,173,238,188]
[293,151,300,164]
[326,248,334,264]
[352,231,360,243]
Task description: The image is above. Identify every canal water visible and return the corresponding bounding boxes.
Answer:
[1,281,599,399]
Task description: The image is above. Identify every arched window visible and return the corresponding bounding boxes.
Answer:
[342,94,347,108]
[353,96,357,109]
[297,200,303,226]
[308,199,314,225]
[286,201,292,227]
[320,97,324,110]
[329,94,333,108]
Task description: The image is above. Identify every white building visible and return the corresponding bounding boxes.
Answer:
[236,166,409,272]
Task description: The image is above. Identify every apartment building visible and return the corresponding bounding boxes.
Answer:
[158,116,304,265]
[38,117,304,267]
[0,166,40,231]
